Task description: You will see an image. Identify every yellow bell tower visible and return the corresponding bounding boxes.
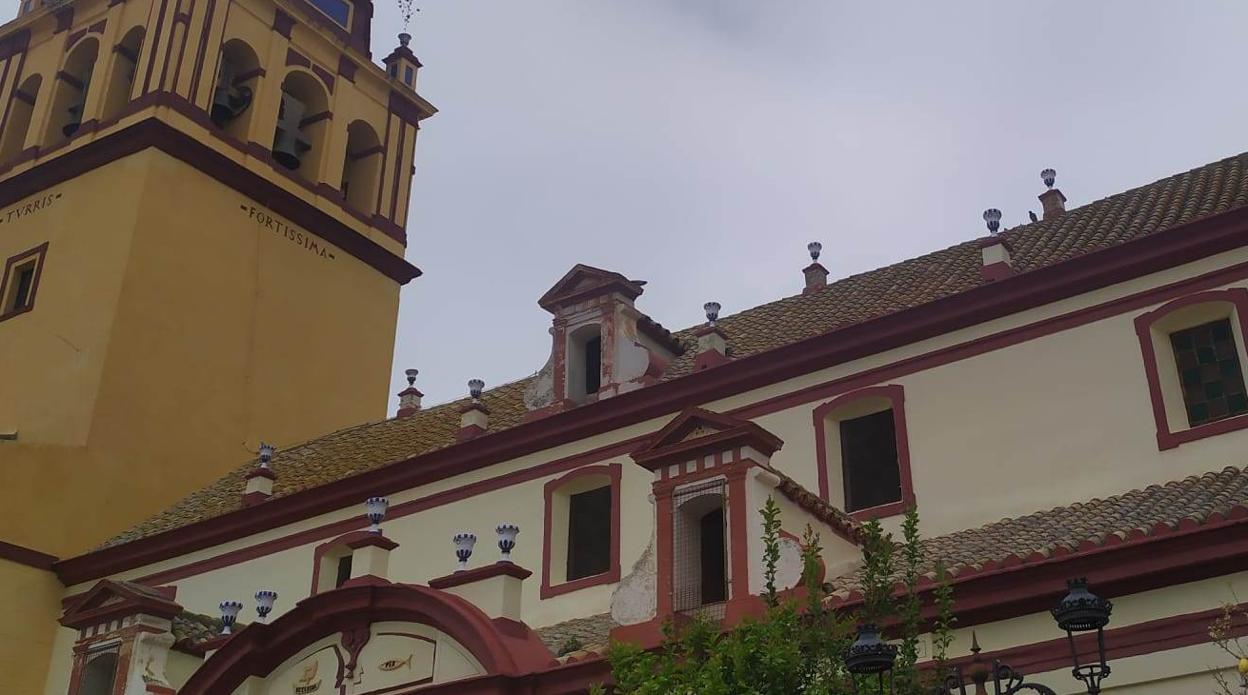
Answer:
[0,0,434,560]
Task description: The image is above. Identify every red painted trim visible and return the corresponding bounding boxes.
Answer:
[653,489,674,617]
[298,109,332,128]
[456,423,486,442]
[832,510,1248,636]
[272,9,294,37]
[0,539,57,570]
[811,384,916,520]
[0,242,49,323]
[54,209,1248,585]
[1133,288,1248,450]
[337,54,357,82]
[539,463,622,599]
[186,0,216,101]
[241,491,269,507]
[311,64,335,93]
[632,407,783,472]
[309,530,371,594]
[52,440,640,600]
[947,600,1248,681]
[60,579,182,628]
[53,6,74,33]
[141,0,170,93]
[347,534,398,551]
[0,29,30,61]
[981,261,1013,282]
[284,47,310,68]
[429,561,532,590]
[726,467,750,602]
[0,115,419,283]
[177,583,554,695]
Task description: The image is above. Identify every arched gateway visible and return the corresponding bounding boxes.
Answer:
[180,582,554,695]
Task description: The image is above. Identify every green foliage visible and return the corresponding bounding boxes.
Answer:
[761,497,782,608]
[600,498,953,695]
[932,560,956,672]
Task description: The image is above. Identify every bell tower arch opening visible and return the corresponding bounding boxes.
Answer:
[272,71,331,182]
[210,39,260,141]
[45,37,99,146]
[0,74,42,163]
[342,120,382,213]
[100,27,145,122]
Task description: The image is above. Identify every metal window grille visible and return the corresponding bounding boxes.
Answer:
[672,478,728,619]
[1171,318,1248,426]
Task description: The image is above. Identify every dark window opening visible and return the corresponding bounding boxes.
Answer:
[1171,318,1248,427]
[566,485,611,581]
[334,554,353,588]
[584,336,602,394]
[699,507,726,604]
[840,409,902,512]
[7,264,35,313]
[79,652,119,695]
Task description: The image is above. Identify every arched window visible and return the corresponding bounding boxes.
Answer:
[812,384,915,520]
[341,120,382,213]
[1134,288,1248,449]
[78,650,119,695]
[0,74,41,162]
[272,71,330,182]
[45,37,99,146]
[210,39,260,141]
[100,27,144,122]
[672,480,727,613]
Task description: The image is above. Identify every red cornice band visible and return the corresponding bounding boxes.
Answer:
[53,204,1248,585]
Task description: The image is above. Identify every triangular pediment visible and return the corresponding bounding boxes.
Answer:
[632,407,783,470]
[538,264,646,312]
[61,579,181,629]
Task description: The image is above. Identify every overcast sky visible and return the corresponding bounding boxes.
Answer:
[370,1,1248,408]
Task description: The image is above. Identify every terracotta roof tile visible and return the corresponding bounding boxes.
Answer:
[171,611,225,648]
[106,151,1248,546]
[824,466,1248,597]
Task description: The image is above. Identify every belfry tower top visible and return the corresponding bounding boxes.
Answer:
[0,0,435,558]
[0,0,435,276]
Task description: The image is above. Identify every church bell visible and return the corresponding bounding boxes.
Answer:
[210,60,254,127]
[271,92,312,170]
[62,73,90,137]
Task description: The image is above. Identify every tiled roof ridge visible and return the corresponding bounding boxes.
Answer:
[105,148,1248,547]
[823,465,1248,606]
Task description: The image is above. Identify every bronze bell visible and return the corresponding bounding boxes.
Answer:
[62,76,89,137]
[271,92,311,170]
[210,83,252,127]
[210,60,253,127]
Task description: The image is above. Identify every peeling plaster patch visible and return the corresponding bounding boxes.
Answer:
[610,537,656,626]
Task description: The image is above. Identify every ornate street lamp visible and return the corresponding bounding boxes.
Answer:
[941,578,1112,695]
[845,623,898,694]
[1051,577,1113,694]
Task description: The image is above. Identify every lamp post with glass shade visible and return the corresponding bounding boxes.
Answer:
[845,623,898,694]
[939,578,1112,695]
[1051,577,1113,695]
